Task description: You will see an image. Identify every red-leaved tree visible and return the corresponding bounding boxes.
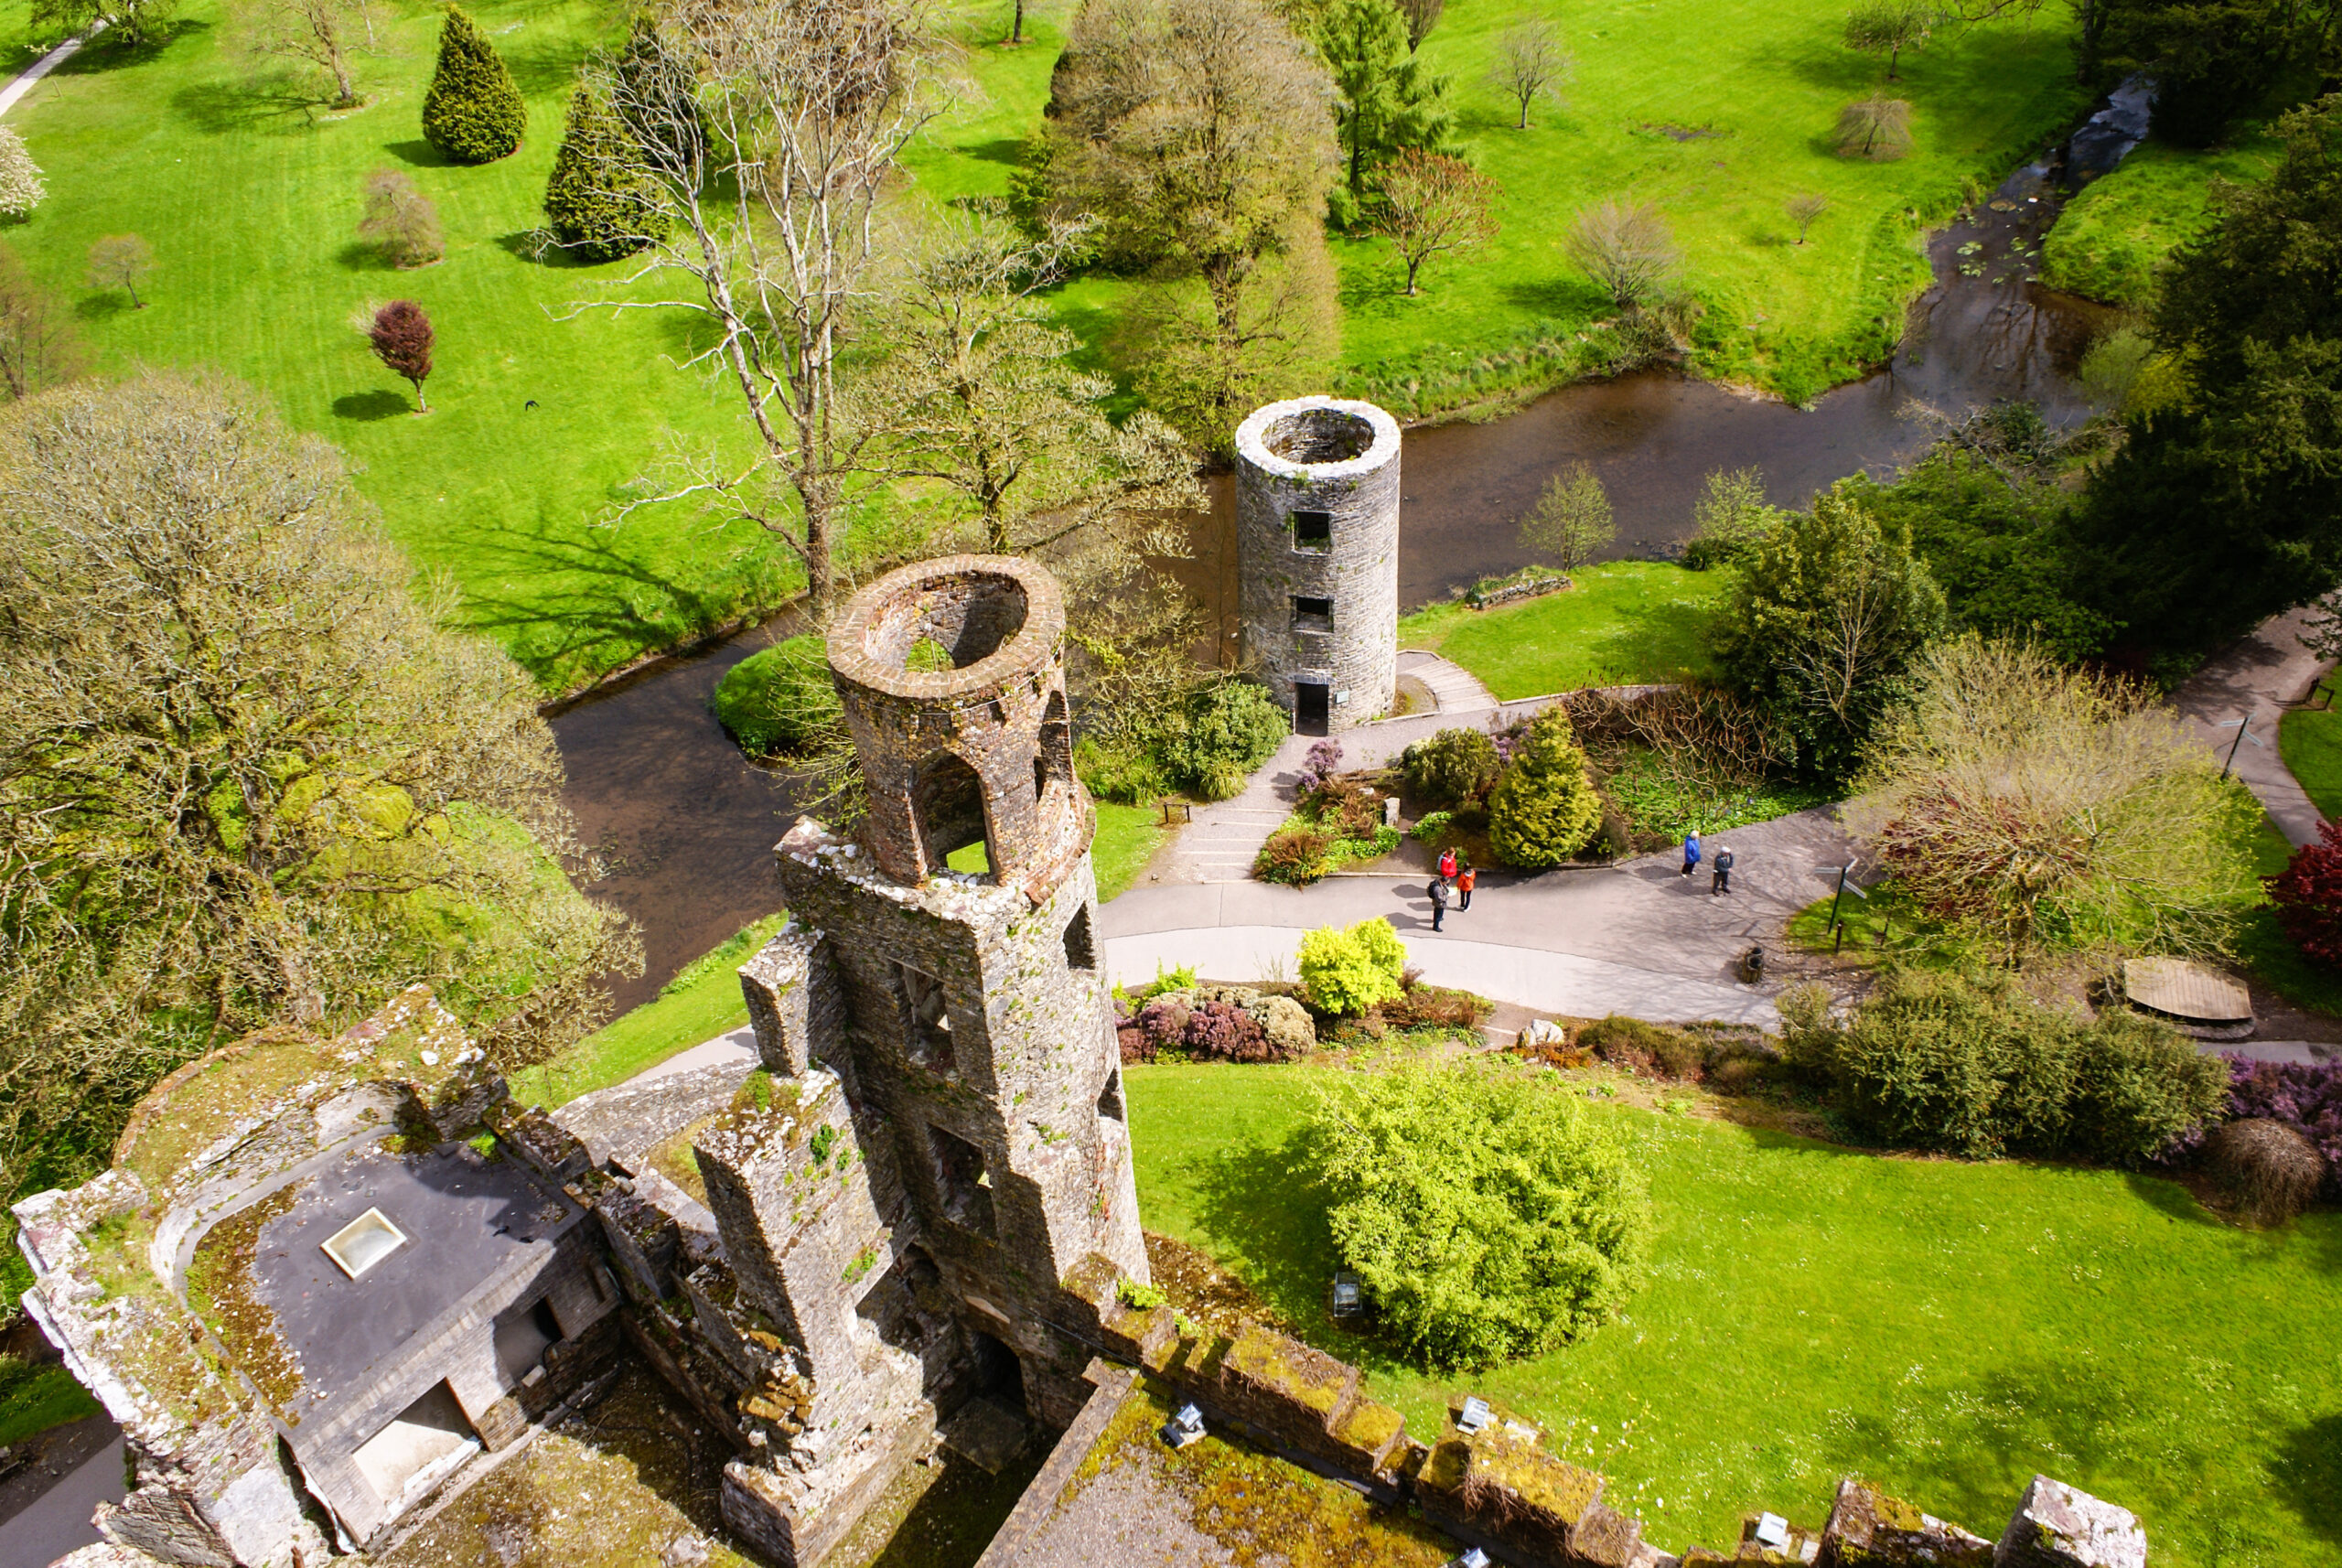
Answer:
[368,299,435,413]
[2268,818,2342,965]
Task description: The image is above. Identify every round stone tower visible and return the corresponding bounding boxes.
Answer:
[1234,396,1402,734]
[825,554,1086,897]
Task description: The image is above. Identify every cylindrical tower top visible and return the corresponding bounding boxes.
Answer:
[1234,398,1402,480]
[1233,396,1402,734]
[827,555,1087,895]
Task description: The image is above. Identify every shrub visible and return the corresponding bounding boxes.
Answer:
[1297,738,1345,793]
[1160,679,1286,797]
[543,82,667,263]
[1257,824,1335,886]
[2268,819,2342,966]
[2206,1118,2324,1225]
[1488,707,1602,868]
[1379,983,1492,1033]
[423,7,528,165]
[1580,1015,1707,1080]
[1836,96,1914,160]
[712,636,840,757]
[1299,918,1408,1016]
[1412,810,1454,842]
[1310,1063,1649,1369]
[1402,726,1501,805]
[1780,967,2221,1161]
[1075,737,1168,805]
[1184,1000,1273,1061]
[2068,1013,2230,1165]
[2220,1056,2342,1178]
[1137,996,1193,1052]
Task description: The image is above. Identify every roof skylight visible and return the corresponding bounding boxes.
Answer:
[321,1208,408,1279]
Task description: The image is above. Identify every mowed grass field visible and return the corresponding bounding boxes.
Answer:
[7,0,2082,693]
[1396,560,1727,697]
[2041,129,2285,306]
[1125,1062,2342,1568]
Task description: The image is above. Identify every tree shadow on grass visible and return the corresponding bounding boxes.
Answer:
[2273,1412,2342,1549]
[1583,593,1725,684]
[51,18,210,78]
[1496,274,1608,320]
[384,139,450,168]
[168,77,325,136]
[332,389,410,421]
[74,293,130,323]
[500,36,588,98]
[956,136,1026,167]
[337,240,392,273]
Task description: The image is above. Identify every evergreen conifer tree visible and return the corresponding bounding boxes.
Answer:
[543,82,666,262]
[1318,0,1453,201]
[422,6,527,165]
[1488,706,1602,868]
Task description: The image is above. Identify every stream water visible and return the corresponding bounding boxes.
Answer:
[556,95,2143,1010]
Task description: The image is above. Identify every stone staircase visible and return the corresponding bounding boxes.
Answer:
[1396,650,1497,716]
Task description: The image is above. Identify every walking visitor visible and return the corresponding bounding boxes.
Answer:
[1681,829,1702,878]
[1456,862,1477,911]
[1428,873,1451,932]
[1712,843,1735,896]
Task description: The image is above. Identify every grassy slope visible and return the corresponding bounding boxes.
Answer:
[7,0,773,693]
[2281,706,2342,824]
[0,1360,102,1446]
[1323,0,2088,406]
[1397,562,1727,698]
[2039,130,2283,306]
[9,1,2079,693]
[1125,1062,2342,1566]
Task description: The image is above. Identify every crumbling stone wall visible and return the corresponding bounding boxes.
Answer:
[1235,397,1402,731]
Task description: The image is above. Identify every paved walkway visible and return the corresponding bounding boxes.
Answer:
[0,23,102,120]
[2175,604,2334,846]
[1106,806,1856,1027]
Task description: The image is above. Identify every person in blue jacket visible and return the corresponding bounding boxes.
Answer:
[1681,828,1702,878]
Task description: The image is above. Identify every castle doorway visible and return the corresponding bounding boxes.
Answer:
[1295,679,1330,736]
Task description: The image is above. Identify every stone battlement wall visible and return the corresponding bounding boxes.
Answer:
[1050,1260,2144,1568]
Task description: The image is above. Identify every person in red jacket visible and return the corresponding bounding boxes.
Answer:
[1437,845,1458,880]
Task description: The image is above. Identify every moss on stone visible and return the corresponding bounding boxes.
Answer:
[1334,1397,1405,1457]
[185,1182,306,1412]
[1222,1322,1349,1418]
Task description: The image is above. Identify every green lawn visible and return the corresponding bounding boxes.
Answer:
[1398,562,1727,699]
[8,0,2083,696]
[0,1358,102,1447]
[2040,131,2284,306]
[2281,706,2342,824]
[1125,1062,2342,1566]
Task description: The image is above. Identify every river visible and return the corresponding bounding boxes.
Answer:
[556,102,2139,1010]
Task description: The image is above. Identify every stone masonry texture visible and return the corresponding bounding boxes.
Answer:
[1234,397,1402,731]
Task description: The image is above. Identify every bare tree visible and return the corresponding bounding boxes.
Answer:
[580,0,945,625]
[1371,147,1499,295]
[1787,191,1829,243]
[87,233,154,309]
[367,299,434,412]
[1488,18,1568,129]
[1850,636,2251,958]
[1688,466,1778,561]
[357,167,443,268]
[0,371,639,1200]
[0,243,83,400]
[1396,0,1441,49]
[1519,462,1615,572]
[1564,199,1675,310]
[1045,0,1338,447]
[236,0,360,106]
[1836,95,1914,159]
[1843,0,1936,81]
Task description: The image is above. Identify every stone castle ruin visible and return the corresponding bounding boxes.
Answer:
[17,553,2145,1568]
[1235,395,1402,735]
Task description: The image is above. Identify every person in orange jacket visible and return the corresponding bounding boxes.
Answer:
[1456,862,1477,911]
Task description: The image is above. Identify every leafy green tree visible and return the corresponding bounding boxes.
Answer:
[712,635,841,757]
[423,5,527,165]
[1714,488,1947,779]
[2068,93,2342,661]
[1401,725,1501,804]
[1517,461,1615,572]
[31,0,177,48]
[2099,0,2321,147]
[1309,1062,1649,1369]
[1842,0,1935,81]
[1316,0,1453,202]
[0,371,639,1202]
[1682,466,1781,568]
[1298,916,1409,1015]
[1161,678,1290,799]
[1837,448,2110,660]
[1488,706,1602,867]
[543,81,666,262]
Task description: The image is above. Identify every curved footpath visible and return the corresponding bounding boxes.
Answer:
[2174,604,2333,847]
